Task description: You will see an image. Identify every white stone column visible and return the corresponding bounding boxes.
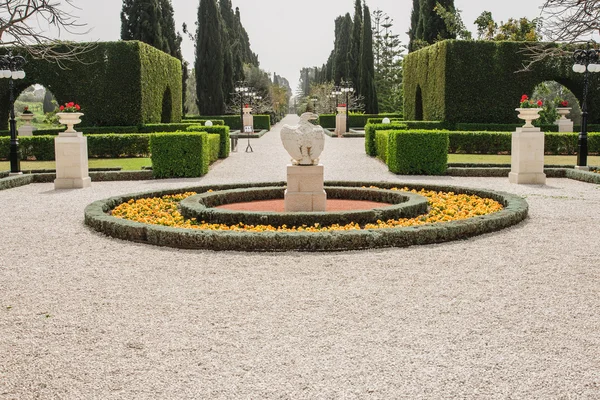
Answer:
[555,108,574,132]
[284,164,327,212]
[509,126,546,185]
[335,106,346,137]
[242,106,253,133]
[54,131,91,189]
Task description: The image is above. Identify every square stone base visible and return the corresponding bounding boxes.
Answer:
[54,134,91,190]
[574,165,590,171]
[510,128,546,185]
[557,119,574,133]
[284,190,327,212]
[335,114,346,137]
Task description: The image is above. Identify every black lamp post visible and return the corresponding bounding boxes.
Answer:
[0,51,27,175]
[341,81,354,133]
[311,97,318,113]
[235,82,254,153]
[572,46,600,169]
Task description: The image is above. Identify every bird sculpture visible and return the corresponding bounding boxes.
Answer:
[280,112,325,165]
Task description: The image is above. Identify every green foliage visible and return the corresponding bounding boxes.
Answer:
[317,113,402,129]
[403,40,600,124]
[364,122,408,156]
[184,114,270,131]
[150,132,209,178]
[0,41,182,129]
[87,134,151,158]
[387,129,449,174]
[186,124,230,158]
[408,0,421,52]
[207,134,220,163]
[372,10,404,113]
[448,131,510,154]
[195,0,225,115]
[350,0,363,93]
[375,130,389,162]
[334,14,354,84]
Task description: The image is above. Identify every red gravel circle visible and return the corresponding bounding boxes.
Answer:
[216,199,392,212]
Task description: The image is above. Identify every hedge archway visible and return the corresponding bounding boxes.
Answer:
[403,40,600,124]
[0,41,182,130]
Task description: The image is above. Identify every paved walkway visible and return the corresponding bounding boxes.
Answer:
[1,115,599,399]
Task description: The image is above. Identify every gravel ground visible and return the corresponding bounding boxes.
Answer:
[1,115,599,399]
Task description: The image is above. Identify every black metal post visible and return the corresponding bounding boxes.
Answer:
[8,76,20,174]
[573,46,599,168]
[345,90,349,133]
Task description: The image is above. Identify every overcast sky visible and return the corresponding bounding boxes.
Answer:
[57,0,545,91]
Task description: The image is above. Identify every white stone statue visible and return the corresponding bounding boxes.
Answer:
[280,112,325,165]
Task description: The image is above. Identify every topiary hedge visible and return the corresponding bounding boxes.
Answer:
[186,125,230,158]
[184,114,271,131]
[403,40,600,124]
[317,113,403,129]
[0,41,182,129]
[375,131,389,163]
[387,130,449,175]
[150,132,209,178]
[207,134,220,163]
[364,123,408,156]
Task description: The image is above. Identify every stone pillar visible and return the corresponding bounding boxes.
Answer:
[18,114,36,136]
[284,164,327,212]
[335,106,346,137]
[555,108,574,132]
[242,106,253,134]
[509,126,546,185]
[54,131,91,189]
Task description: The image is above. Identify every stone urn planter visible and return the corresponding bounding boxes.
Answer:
[56,112,84,135]
[20,113,34,125]
[515,108,541,128]
[556,107,572,120]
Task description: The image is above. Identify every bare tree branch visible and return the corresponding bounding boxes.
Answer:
[0,0,95,68]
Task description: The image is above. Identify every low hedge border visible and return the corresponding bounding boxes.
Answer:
[179,186,429,227]
[0,174,33,191]
[83,180,528,252]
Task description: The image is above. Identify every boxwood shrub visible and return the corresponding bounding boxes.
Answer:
[375,130,389,163]
[387,130,449,175]
[87,134,150,158]
[184,115,271,131]
[208,134,220,163]
[150,132,209,178]
[186,125,230,158]
[365,123,408,156]
[317,113,402,129]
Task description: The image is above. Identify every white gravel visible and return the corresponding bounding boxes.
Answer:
[1,114,599,399]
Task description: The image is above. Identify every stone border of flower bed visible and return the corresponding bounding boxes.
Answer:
[179,186,429,227]
[83,180,529,252]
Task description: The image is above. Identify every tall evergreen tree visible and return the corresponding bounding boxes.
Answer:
[195,0,225,115]
[333,13,353,85]
[350,0,363,94]
[419,0,456,44]
[360,5,378,113]
[235,7,259,66]
[121,0,164,49]
[408,0,421,52]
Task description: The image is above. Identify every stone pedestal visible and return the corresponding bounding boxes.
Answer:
[54,132,91,189]
[335,107,346,137]
[555,108,574,132]
[243,107,253,133]
[18,114,36,136]
[284,164,326,212]
[509,127,546,185]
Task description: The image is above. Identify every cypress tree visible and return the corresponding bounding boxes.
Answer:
[43,89,56,113]
[235,7,259,66]
[195,0,225,115]
[420,0,456,44]
[408,0,421,52]
[360,4,378,113]
[350,0,363,94]
[333,13,353,85]
[121,0,164,49]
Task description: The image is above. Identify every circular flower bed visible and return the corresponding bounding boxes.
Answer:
[84,181,528,251]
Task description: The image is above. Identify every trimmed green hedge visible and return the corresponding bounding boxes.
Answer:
[403,40,600,124]
[208,134,220,163]
[184,114,271,131]
[0,41,182,129]
[365,123,408,156]
[317,113,403,129]
[150,133,209,178]
[186,125,230,158]
[177,119,225,126]
[375,131,389,163]
[86,134,150,158]
[367,118,403,124]
[387,130,449,175]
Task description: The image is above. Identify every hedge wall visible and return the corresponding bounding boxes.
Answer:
[184,114,271,131]
[387,130,449,175]
[186,125,230,158]
[317,113,403,129]
[403,40,600,124]
[150,133,209,178]
[0,41,182,130]
[365,123,408,156]
[375,131,389,163]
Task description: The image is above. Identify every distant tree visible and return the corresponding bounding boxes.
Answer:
[121,0,164,49]
[43,89,56,114]
[407,0,421,52]
[235,7,259,66]
[474,11,497,40]
[333,13,353,84]
[409,0,456,51]
[350,0,363,94]
[540,0,598,43]
[434,1,472,40]
[195,0,225,115]
[360,5,378,114]
[185,67,199,115]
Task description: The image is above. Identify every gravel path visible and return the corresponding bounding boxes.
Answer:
[1,114,599,399]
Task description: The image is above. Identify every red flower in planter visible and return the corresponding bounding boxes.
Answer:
[559,100,569,107]
[59,101,82,112]
[537,100,543,107]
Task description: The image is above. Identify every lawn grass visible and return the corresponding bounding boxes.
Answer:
[0,158,150,171]
[449,154,600,166]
